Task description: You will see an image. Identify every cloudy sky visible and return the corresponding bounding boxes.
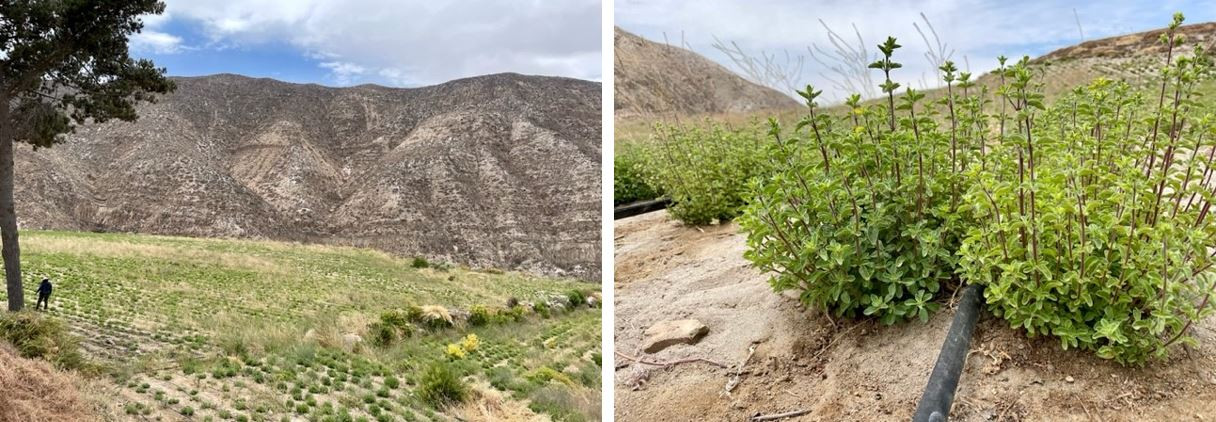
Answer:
[616,0,1216,102]
[130,0,602,87]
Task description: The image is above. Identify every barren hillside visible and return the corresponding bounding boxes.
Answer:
[1038,22,1216,62]
[15,72,601,280]
[614,26,797,119]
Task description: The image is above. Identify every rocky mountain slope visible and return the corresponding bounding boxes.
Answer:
[15,73,601,280]
[1038,22,1216,62]
[614,26,797,119]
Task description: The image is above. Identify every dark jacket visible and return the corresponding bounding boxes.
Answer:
[37,280,52,296]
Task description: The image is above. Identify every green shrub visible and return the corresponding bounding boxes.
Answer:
[527,385,591,422]
[524,366,573,386]
[370,309,415,346]
[367,322,397,347]
[487,366,532,394]
[614,141,662,205]
[379,309,409,328]
[503,305,527,322]
[410,257,429,268]
[404,305,425,322]
[961,18,1216,364]
[0,311,88,370]
[741,38,965,324]
[648,122,771,225]
[565,290,586,308]
[468,305,491,326]
[417,362,467,408]
[532,302,551,319]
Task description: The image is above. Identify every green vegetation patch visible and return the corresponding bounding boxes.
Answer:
[0,230,601,420]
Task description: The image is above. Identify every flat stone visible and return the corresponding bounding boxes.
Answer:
[642,319,709,353]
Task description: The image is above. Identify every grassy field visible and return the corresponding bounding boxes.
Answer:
[1,230,602,422]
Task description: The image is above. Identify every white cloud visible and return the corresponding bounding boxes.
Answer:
[158,0,601,86]
[320,61,366,85]
[130,30,183,54]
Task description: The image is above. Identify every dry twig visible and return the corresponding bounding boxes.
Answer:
[750,409,812,421]
[725,342,760,393]
[615,351,728,369]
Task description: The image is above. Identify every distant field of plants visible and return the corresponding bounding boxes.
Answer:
[0,230,601,421]
[618,13,1216,365]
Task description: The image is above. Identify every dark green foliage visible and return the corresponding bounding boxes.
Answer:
[614,142,662,205]
[410,257,429,269]
[961,14,1216,363]
[379,309,410,328]
[0,311,87,370]
[533,301,551,319]
[468,305,491,326]
[0,0,175,148]
[648,122,771,225]
[416,362,467,408]
[404,305,425,322]
[739,13,1214,364]
[741,39,969,324]
[367,322,397,347]
[369,309,416,347]
[503,305,527,322]
[565,290,586,308]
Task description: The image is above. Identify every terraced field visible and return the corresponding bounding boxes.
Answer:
[1,231,602,421]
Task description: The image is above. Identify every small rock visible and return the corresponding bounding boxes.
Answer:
[1065,376,1075,383]
[448,308,471,324]
[641,319,709,353]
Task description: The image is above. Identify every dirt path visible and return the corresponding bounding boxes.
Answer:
[614,211,1216,421]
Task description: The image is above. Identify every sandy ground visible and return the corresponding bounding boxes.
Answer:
[614,211,1216,421]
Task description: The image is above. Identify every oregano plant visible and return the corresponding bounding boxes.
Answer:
[960,13,1216,364]
[740,40,974,324]
[647,122,770,225]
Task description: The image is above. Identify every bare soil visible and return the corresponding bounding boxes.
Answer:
[614,211,1216,421]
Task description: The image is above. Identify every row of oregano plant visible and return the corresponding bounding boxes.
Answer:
[645,122,771,224]
[740,12,1216,364]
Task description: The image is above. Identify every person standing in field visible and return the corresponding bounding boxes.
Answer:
[36,278,52,311]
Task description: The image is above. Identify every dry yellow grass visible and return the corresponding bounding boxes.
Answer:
[0,343,97,422]
[22,235,286,275]
[422,305,454,325]
[453,381,549,422]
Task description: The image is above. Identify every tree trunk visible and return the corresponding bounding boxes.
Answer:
[0,100,21,312]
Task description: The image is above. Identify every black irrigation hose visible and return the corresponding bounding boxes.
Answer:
[913,284,986,422]
[613,198,671,220]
